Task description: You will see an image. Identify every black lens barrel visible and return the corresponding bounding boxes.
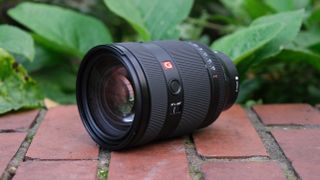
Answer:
[77,40,239,150]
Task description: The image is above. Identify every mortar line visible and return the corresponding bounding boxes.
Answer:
[184,135,205,180]
[0,129,26,133]
[96,148,110,180]
[266,124,320,129]
[246,108,301,180]
[200,155,270,162]
[0,109,47,180]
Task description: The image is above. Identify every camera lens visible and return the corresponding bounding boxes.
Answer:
[103,66,135,124]
[77,40,239,150]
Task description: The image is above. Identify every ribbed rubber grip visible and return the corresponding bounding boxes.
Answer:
[154,41,211,136]
[119,43,168,145]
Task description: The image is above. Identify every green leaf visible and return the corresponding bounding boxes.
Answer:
[306,8,320,29]
[273,46,320,71]
[104,0,193,40]
[242,0,273,19]
[8,2,112,58]
[0,25,35,61]
[1,40,62,73]
[294,31,320,48]
[264,0,310,12]
[22,44,64,72]
[251,9,304,59]
[264,0,294,12]
[220,0,272,21]
[292,0,310,10]
[31,63,77,104]
[0,48,43,114]
[211,23,283,63]
[220,0,250,22]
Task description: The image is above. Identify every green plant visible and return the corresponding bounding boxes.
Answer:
[210,0,320,104]
[0,0,319,114]
[0,48,43,113]
[104,0,193,40]
[0,24,34,61]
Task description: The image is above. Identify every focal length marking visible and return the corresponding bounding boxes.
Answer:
[188,42,218,75]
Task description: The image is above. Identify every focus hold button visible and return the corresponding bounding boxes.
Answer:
[169,80,181,95]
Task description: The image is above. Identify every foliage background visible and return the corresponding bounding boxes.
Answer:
[0,0,319,114]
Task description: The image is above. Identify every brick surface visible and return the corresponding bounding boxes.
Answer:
[0,133,26,173]
[26,106,98,160]
[108,138,190,180]
[14,160,97,180]
[193,105,267,157]
[272,129,320,180]
[253,104,320,125]
[201,162,285,180]
[0,110,38,131]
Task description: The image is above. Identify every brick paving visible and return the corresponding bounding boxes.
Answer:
[201,162,285,180]
[272,130,320,180]
[109,138,189,180]
[14,161,97,180]
[26,106,98,160]
[0,104,319,180]
[193,105,267,157]
[253,104,320,125]
[0,110,38,131]
[0,133,26,174]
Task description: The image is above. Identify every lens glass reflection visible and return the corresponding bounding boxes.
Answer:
[102,66,135,124]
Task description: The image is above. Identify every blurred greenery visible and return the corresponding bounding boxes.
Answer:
[0,24,34,61]
[0,0,319,114]
[104,0,193,40]
[0,48,43,113]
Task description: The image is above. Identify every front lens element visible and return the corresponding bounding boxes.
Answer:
[103,66,135,123]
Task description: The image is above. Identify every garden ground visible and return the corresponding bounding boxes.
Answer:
[1,104,320,180]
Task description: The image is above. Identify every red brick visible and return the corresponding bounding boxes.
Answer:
[26,106,98,160]
[0,110,38,131]
[202,161,285,180]
[253,104,320,125]
[14,160,97,180]
[193,105,267,157]
[272,129,320,180]
[0,133,26,173]
[108,138,190,180]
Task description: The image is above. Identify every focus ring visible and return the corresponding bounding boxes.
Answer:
[195,44,226,128]
[119,43,168,145]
